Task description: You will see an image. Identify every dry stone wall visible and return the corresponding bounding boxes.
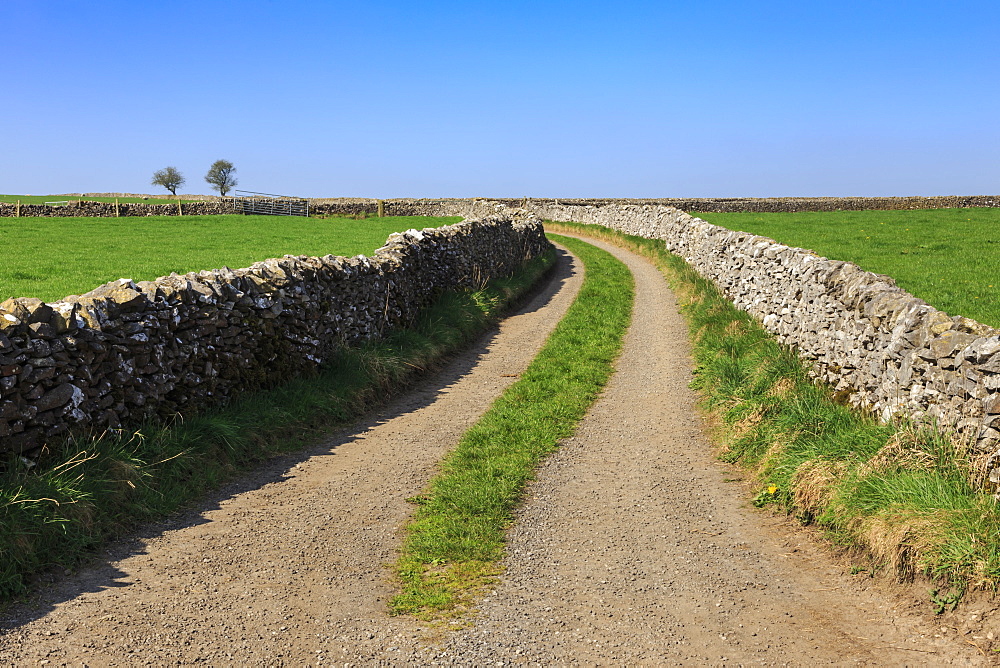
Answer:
[528,201,1000,473]
[4,195,997,219]
[0,201,235,217]
[312,197,1000,217]
[309,199,496,219]
[0,198,498,219]
[500,196,1000,213]
[0,213,550,455]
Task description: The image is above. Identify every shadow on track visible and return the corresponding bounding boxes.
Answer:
[0,249,578,633]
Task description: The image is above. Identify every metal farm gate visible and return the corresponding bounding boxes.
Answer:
[231,190,310,216]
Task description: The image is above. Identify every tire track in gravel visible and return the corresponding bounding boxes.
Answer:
[0,249,585,667]
[435,234,987,666]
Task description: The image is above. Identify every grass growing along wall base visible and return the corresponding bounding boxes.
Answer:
[544,221,1000,601]
[0,249,556,604]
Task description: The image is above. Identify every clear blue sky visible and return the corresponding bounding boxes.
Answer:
[3,0,997,198]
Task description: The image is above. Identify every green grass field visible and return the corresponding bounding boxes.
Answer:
[693,208,1000,329]
[0,215,460,302]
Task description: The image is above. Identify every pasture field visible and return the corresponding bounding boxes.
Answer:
[0,194,203,205]
[0,214,461,303]
[693,208,1000,328]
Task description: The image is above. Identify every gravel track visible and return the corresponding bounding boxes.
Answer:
[0,251,584,666]
[0,238,990,666]
[436,235,987,665]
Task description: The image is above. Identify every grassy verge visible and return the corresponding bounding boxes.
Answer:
[0,215,461,302]
[391,234,633,620]
[0,249,555,603]
[545,221,1000,601]
[692,208,1000,328]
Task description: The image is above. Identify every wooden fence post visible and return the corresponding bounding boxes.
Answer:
[377,199,385,218]
[177,198,183,216]
[15,200,21,218]
[115,198,120,217]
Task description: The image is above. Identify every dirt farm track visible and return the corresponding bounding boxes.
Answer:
[0,237,994,665]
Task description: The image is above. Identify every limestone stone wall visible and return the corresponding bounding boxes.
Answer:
[310,196,1000,217]
[308,199,498,219]
[497,196,1000,213]
[0,201,235,217]
[0,213,550,454]
[530,201,1000,472]
[0,198,494,219]
[4,195,997,219]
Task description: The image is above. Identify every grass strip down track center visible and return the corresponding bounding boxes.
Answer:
[392,234,634,618]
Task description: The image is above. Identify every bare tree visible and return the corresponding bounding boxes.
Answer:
[151,166,185,196]
[205,160,238,197]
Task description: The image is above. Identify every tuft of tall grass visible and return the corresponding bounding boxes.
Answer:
[391,234,633,619]
[545,220,1000,597]
[0,249,555,603]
